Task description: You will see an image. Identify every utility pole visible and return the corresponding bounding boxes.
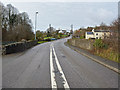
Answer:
[49,24,51,32]
[70,24,73,35]
[35,11,38,40]
[71,24,73,31]
[49,24,51,28]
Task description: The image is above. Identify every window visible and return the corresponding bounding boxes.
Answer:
[96,33,98,35]
[96,37,98,39]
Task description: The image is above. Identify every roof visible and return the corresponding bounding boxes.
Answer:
[94,30,109,32]
[87,32,93,34]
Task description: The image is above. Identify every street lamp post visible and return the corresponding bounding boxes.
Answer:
[35,11,38,40]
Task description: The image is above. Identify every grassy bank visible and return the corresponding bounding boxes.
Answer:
[44,37,53,40]
[93,39,119,63]
[94,49,119,63]
[38,41,48,44]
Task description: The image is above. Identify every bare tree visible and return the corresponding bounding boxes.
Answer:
[1,3,34,42]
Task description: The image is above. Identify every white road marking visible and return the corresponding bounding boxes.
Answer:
[52,44,70,89]
[50,44,57,89]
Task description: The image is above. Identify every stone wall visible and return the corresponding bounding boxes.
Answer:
[67,39,94,50]
[2,40,38,55]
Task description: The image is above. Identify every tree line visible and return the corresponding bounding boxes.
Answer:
[0,2,34,42]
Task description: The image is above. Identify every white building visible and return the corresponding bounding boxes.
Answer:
[86,29,110,39]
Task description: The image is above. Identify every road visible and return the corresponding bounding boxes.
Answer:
[3,38,118,88]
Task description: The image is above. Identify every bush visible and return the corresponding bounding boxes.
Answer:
[80,36,84,39]
[93,39,108,49]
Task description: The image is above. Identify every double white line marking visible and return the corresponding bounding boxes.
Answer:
[50,43,70,89]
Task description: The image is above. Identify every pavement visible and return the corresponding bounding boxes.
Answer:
[2,38,118,88]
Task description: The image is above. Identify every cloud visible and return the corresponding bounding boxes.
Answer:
[85,8,115,24]
[97,8,114,19]
[0,0,119,3]
[1,2,118,31]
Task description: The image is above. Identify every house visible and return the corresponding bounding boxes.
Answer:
[85,29,110,39]
[57,29,67,34]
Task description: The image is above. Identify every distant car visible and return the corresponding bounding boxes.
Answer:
[50,38,57,40]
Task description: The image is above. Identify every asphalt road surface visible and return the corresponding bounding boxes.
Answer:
[3,38,118,88]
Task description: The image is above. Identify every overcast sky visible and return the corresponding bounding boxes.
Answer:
[1,0,118,31]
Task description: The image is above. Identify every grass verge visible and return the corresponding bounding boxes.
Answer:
[38,41,48,44]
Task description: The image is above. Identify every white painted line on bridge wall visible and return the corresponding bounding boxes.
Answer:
[50,43,70,89]
[50,44,57,89]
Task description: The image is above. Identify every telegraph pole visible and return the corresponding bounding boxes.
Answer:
[49,24,51,32]
[49,24,51,28]
[71,24,73,31]
[70,24,73,35]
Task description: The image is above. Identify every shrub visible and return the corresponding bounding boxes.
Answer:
[93,39,108,49]
[80,36,84,39]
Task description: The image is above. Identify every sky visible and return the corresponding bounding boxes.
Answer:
[1,0,119,32]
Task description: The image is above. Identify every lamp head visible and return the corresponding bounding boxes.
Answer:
[36,11,38,14]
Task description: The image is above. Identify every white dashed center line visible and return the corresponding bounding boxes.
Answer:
[50,43,70,89]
